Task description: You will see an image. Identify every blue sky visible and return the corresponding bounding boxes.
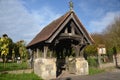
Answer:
[0,0,120,43]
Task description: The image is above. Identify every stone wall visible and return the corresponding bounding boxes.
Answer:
[34,57,89,79]
[75,58,89,75]
[34,58,56,80]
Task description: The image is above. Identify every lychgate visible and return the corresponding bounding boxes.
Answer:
[27,4,94,80]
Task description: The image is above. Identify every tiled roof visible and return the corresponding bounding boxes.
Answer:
[27,11,94,48]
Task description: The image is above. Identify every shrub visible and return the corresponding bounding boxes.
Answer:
[87,56,98,67]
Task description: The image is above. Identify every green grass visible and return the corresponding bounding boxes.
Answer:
[89,67,105,75]
[0,62,43,80]
[0,73,43,80]
[0,62,28,71]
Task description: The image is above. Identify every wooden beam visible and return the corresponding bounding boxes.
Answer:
[36,48,39,58]
[59,33,82,41]
[65,27,68,33]
[46,15,72,43]
[72,44,80,57]
[70,21,75,34]
[33,49,36,59]
[44,46,48,58]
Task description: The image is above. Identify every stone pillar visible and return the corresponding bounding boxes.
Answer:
[34,58,56,80]
[75,58,89,75]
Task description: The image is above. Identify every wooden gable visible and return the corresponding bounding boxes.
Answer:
[27,11,94,48]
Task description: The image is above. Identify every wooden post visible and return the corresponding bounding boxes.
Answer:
[44,46,48,58]
[50,51,52,58]
[80,48,84,57]
[33,49,36,59]
[72,45,80,58]
[98,54,102,68]
[36,48,39,58]
[30,50,34,68]
[70,21,75,35]
[76,46,79,58]
[65,28,68,33]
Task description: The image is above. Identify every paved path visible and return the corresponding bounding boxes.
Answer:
[55,69,120,80]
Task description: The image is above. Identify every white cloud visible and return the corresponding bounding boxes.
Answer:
[88,11,120,33]
[0,0,61,43]
[0,0,37,42]
[31,6,61,28]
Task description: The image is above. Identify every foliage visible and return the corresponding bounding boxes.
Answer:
[84,45,97,56]
[91,33,105,44]
[84,33,106,56]
[0,34,13,63]
[87,57,98,67]
[0,73,43,80]
[0,35,13,56]
[104,16,120,53]
[85,16,120,60]
[106,48,114,61]
[16,40,28,61]
[89,67,105,75]
[0,34,28,63]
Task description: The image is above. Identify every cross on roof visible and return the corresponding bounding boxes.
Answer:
[69,0,73,11]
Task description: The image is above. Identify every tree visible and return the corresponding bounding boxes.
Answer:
[104,16,120,53]
[84,33,105,56]
[0,34,28,63]
[84,45,97,56]
[0,37,2,54]
[91,33,105,44]
[0,34,13,62]
[16,40,28,62]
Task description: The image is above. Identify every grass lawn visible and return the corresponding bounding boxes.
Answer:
[0,62,43,80]
[89,67,105,75]
[0,73,43,80]
[0,62,28,71]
